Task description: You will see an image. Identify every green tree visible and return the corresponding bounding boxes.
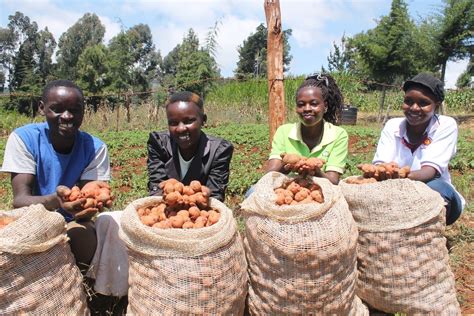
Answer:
[125,24,162,93]
[106,31,133,93]
[56,13,105,80]
[1,12,56,114]
[456,56,473,88]
[36,28,56,85]
[326,34,355,72]
[234,23,292,79]
[348,0,419,84]
[175,29,220,96]
[77,44,110,93]
[432,0,473,82]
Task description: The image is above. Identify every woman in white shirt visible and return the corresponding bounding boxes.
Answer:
[373,73,464,225]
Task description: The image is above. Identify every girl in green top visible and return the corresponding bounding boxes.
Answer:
[266,74,349,184]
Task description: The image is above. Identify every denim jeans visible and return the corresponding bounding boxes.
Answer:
[244,185,255,199]
[425,178,462,225]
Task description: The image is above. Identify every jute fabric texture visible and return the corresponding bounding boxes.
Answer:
[120,196,248,315]
[0,204,89,315]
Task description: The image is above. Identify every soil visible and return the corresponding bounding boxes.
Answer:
[446,212,474,314]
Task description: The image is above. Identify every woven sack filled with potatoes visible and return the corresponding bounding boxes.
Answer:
[340,178,460,315]
[0,204,89,315]
[119,194,248,315]
[241,172,365,315]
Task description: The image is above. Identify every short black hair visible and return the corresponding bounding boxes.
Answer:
[296,73,344,125]
[42,80,84,103]
[165,91,204,110]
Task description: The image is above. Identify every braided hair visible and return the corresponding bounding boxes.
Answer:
[296,74,343,125]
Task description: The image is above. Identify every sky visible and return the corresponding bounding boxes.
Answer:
[1,0,469,89]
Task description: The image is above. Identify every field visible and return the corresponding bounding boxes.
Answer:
[0,108,473,313]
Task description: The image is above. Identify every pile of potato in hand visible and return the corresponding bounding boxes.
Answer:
[346,162,411,184]
[274,176,324,205]
[281,153,325,177]
[56,181,114,218]
[137,179,221,229]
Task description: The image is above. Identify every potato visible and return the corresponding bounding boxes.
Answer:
[170,216,185,228]
[189,180,202,192]
[140,215,156,227]
[281,153,300,165]
[0,216,15,229]
[188,206,201,220]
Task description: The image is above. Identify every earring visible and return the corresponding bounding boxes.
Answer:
[324,108,328,113]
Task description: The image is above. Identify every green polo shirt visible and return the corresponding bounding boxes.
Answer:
[269,121,348,174]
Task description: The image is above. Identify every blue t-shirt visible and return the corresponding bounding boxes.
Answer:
[14,122,105,220]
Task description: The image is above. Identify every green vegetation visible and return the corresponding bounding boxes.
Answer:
[1,121,472,214]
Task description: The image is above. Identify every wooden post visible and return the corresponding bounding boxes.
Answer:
[265,0,285,144]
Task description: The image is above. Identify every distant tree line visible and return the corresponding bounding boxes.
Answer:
[325,0,473,89]
[0,0,472,114]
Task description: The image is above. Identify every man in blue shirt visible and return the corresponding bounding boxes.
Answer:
[1,79,111,272]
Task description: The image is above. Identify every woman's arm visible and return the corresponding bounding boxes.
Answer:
[313,169,340,185]
[206,140,234,201]
[407,166,438,182]
[265,158,285,173]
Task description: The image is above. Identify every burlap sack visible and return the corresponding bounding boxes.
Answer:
[0,204,89,315]
[340,178,460,315]
[119,196,248,315]
[241,172,362,315]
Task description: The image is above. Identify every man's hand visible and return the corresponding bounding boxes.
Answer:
[56,185,99,221]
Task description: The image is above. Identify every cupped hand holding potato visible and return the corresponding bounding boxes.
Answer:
[281,153,325,177]
[355,162,411,183]
[56,181,114,221]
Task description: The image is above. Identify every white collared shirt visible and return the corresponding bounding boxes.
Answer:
[373,114,465,208]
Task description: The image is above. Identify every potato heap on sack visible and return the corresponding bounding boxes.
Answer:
[57,181,114,211]
[346,162,411,184]
[281,153,325,176]
[137,179,220,229]
[274,176,324,205]
[0,215,15,229]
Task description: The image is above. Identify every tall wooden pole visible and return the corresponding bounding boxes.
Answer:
[265,0,285,144]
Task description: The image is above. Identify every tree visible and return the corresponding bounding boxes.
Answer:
[56,13,105,80]
[35,28,56,85]
[106,31,133,93]
[348,0,419,84]
[456,56,473,88]
[125,24,162,93]
[326,34,355,72]
[1,12,56,114]
[77,44,110,93]
[432,0,473,82]
[175,29,220,96]
[234,23,292,79]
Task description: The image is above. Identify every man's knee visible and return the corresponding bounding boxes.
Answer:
[67,220,97,273]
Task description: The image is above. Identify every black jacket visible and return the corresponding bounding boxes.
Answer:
[147,131,233,201]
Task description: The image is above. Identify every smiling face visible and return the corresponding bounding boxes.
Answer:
[402,85,438,130]
[166,101,205,158]
[296,86,326,127]
[40,86,84,144]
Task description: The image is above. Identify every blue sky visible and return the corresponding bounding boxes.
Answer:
[1,0,469,88]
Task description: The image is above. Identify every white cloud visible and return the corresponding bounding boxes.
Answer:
[99,15,122,44]
[444,59,469,89]
[214,16,262,76]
